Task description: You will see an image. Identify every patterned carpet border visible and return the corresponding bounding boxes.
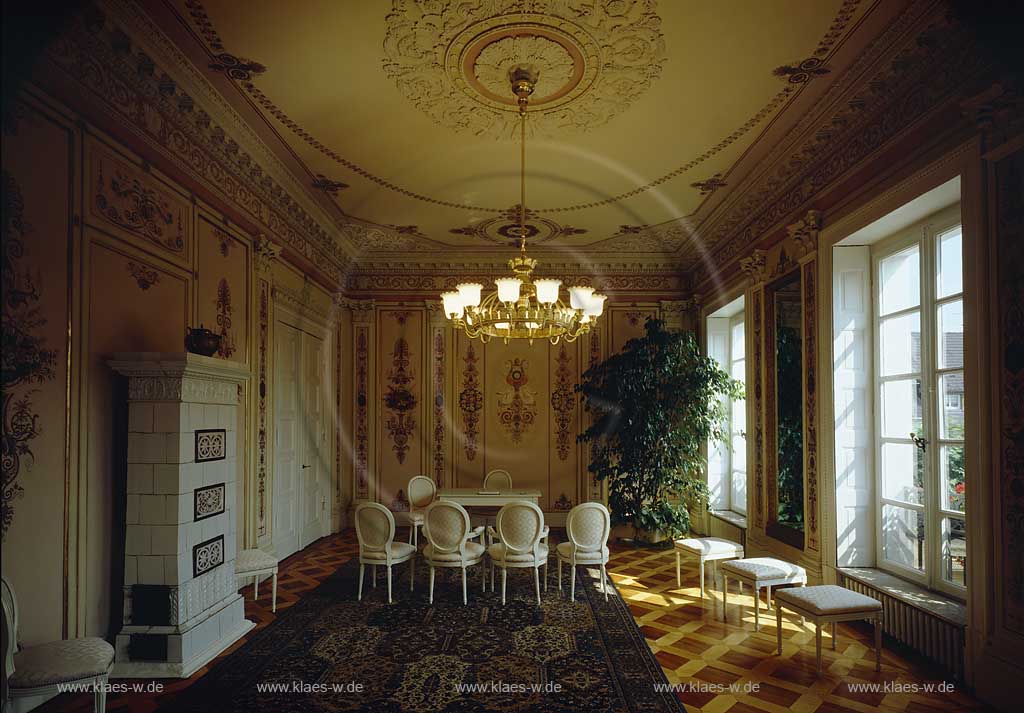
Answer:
[159,557,685,713]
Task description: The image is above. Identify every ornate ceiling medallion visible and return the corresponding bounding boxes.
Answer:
[449,204,586,245]
[383,1,666,139]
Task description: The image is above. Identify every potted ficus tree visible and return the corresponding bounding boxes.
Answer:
[577,318,742,544]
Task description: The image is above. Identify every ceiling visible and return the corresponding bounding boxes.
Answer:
[145,0,908,268]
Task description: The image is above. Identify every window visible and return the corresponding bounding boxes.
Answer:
[707,296,746,515]
[873,211,965,594]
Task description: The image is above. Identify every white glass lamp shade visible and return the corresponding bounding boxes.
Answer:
[494,277,522,303]
[441,291,464,319]
[456,282,483,308]
[533,278,562,305]
[584,293,607,317]
[568,285,595,310]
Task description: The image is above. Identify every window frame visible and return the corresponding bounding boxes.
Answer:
[705,297,747,518]
[871,205,965,598]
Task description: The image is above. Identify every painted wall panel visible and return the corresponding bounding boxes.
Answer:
[377,308,425,508]
[196,218,250,364]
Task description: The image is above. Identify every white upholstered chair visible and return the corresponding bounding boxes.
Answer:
[2,576,114,713]
[482,469,512,490]
[422,501,487,605]
[235,548,279,612]
[556,502,611,601]
[488,501,549,605]
[406,475,437,548]
[355,502,416,604]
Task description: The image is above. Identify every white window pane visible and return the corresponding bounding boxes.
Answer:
[880,311,921,376]
[882,504,925,572]
[731,358,745,382]
[941,444,966,513]
[731,434,746,472]
[731,320,745,361]
[937,226,963,298]
[731,470,746,513]
[881,379,922,439]
[937,299,964,369]
[881,441,924,505]
[942,516,966,587]
[939,372,965,438]
[879,244,920,315]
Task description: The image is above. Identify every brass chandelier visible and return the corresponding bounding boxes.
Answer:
[440,65,605,345]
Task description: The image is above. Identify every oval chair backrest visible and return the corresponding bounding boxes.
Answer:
[2,575,17,677]
[355,503,395,554]
[483,469,512,490]
[407,475,437,510]
[496,501,544,555]
[424,500,471,554]
[567,502,610,552]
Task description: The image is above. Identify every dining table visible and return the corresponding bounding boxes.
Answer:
[436,487,542,507]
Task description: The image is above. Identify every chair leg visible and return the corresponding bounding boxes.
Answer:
[414,524,418,548]
[723,575,729,622]
[754,587,760,630]
[410,557,415,592]
[462,566,468,605]
[766,584,772,610]
[776,605,783,653]
[570,563,576,602]
[601,563,608,601]
[534,566,541,605]
[372,565,377,588]
[429,566,435,604]
[874,617,882,672]
[712,560,718,592]
[482,561,486,592]
[699,557,705,599]
[832,621,837,650]
[544,562,548,592]
[815,623,823,675]
[387,565,393,604]
[409,523,414,545]
[94,674,107,713]
[358,564,365,601]
[272,572,278,612]
[675,550,681,587]
[253,575,259,600]
[558,558,563,593]
[501,567,507,605]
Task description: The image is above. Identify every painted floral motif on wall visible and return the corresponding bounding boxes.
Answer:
[459,344,482,461]
[383,337,417,464]
[551,344,574,461]
[497,358,537,444]
[355,329,369,498]
[126,261,159,290]
[1,172,57,538]
[214,278,235,358]
[94,165,184,253]
[432,329,445,485]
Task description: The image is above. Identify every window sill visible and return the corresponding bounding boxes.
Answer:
[838,567,966,627]
[710,509,747,531]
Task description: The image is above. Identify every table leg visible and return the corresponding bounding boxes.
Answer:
[675,550,681,587]
[754,586,760,630]
[816,623,823,675]
[776,604,783,654]
[723,575,729,622]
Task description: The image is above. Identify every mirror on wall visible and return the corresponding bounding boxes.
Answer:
[768,270,805,548]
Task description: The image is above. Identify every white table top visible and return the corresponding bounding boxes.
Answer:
[437,488,542,505]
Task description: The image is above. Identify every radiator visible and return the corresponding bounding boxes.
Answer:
[838,572,965,680]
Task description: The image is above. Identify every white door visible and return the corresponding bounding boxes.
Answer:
[272,322,302,559]
[299,331,328,549]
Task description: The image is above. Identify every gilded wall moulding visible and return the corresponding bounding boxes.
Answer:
[252,234,281,275]
[739,250,767,285]
[788,210,823,258]
[381,0,666,140]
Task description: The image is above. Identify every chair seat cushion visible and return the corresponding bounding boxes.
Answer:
[489,542,549,564]
[674,536,743,557]
[720,557,806,584]
[555,541,609,563]
[362,541,417,561]
[423,541,485,563]
[775,584,882,616]
[9,638,114,689]
[235,548,278,573]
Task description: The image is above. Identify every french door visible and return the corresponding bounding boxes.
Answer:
[873,206,966,596]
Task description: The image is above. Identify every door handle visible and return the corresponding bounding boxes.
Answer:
[301,464,311,469]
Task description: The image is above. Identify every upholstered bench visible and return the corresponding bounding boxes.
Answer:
[775,584,883,675]
[673,537,744,598]
[236,548,279,612]
[720,557,807,630]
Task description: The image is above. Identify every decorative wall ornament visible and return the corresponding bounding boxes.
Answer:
[193,483,225,522]
[95,164,184,253]
[553,493,573,511]
[389,489,409,513]
[354,327,370,499]
[312,174,348,196]
[1,172,57,537]
[214,227,233,257]
[690,174,727,196]
[739,250,768,285]
[381,0,666,140]
[803,260,819,551]
[432,328,446,486]
[252,234,281,275]
[624,311,645,327]
[214,278,236,358]
[773,57,830,84]
[788,210,823,257]
[342,224,421,253]
[195,429,226,462]
[207,53,266,81]
[383,336,417,464]
[751,288,764,529]
[126,261,160,290]
[551,344,574,461]
[192,534,224,577]
[256,281,269,537]
[449,204,586,245]
[459,343,482,461]
[496,358,538,444]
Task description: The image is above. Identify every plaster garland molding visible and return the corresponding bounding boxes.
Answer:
[123,376,240,405]
[787,210,823,258]
[252,234,281,275]
[271,283,333,322]
[739,250,768,286]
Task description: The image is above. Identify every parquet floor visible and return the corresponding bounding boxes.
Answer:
[39,531,993,713]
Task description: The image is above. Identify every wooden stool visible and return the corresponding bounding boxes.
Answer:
[235,548,279,612]
[721,557,807,630]
[774,584,883,675]
[673,537,744,598]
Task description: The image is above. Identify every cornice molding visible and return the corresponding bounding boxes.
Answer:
[787,210,823,258]
[271,283,333,322]
[252,233,281,275]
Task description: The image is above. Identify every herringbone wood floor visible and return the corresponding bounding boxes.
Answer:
[38,530,992,713]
